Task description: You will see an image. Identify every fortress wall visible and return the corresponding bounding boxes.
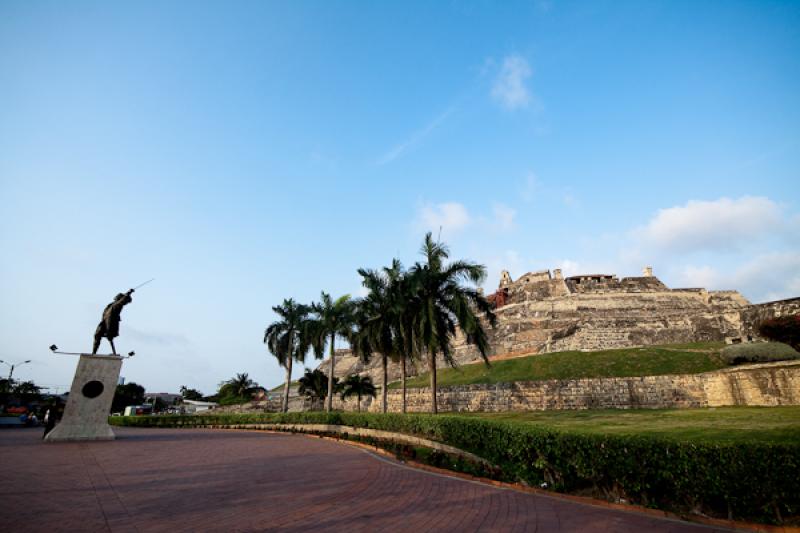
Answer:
[739,297,800,338]
[327,361,800,414]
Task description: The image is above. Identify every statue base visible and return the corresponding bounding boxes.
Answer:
[45,354,123,442]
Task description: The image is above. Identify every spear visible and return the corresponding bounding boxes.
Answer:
[132,278,155,290]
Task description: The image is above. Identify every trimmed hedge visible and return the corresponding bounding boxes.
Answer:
[110,412,800,524]
[720,342,800,365]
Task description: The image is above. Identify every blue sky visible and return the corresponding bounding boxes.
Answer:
[1,0,798,394]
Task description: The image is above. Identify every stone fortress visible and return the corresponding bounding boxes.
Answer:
[326,266,800,385]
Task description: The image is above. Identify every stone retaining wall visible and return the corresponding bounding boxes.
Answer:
[327,361,800,413]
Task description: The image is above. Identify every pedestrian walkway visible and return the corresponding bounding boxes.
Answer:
[0,427,728,532]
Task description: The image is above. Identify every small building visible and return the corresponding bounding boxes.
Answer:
[181,399,218,414]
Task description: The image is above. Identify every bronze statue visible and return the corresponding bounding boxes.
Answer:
[92,289,134,355]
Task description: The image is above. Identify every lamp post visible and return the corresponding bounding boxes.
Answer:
[0,359,32,383]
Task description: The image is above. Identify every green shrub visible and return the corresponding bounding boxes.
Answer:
[109,412,799,524]
[758,314,800,351]
[720,342,800,365]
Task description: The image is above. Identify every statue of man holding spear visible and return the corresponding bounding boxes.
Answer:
[91,279,153,355]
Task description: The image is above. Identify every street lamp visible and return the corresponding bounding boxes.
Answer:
[0,359,32,382]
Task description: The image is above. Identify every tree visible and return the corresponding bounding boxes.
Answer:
[297,368,339,410]
[758,314,800,351]
[217,373,258,404]
[409,232,496,414]
[179,385,203,401]
[339,374,377,412]
[352,259,416,413]
[306,292,356,412]
[112,382,145,413]
[13,380,41,397]
[264,298,312,412]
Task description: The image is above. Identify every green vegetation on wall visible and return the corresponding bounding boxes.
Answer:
[393,342,727,389]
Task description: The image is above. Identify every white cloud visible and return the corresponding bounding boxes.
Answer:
[415,201,518,237]
[491,55,533,110]
[555,259,581,277]
[491,203,516,230]
[677,265,718,289]
[635,196,784,253]
[377,105,456,165]
[416,202,471,235]
[677,252,800,303]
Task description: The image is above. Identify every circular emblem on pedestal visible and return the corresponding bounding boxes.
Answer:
[82,380,105,399]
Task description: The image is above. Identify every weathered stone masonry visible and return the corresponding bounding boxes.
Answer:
[330,361,800,413]
[323,267,800,385]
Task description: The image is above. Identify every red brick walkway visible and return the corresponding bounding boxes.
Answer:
[1,427,729,532]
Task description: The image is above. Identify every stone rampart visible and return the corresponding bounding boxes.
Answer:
[316,269,797,388]
[325,361,800,413]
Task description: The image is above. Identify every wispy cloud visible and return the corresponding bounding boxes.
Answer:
[415,202,471,235]
[490,203,516,230]
[520,172,539,203]
[127,327,192,348]
[377,105,457,165]
[491,55,533,110]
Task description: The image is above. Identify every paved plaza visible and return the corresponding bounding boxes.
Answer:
[1,427,729,532]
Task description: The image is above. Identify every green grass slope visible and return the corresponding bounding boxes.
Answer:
[459,406,800,445]
[393,342,727,389]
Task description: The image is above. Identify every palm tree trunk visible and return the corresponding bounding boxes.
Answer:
[282,357,292,413]
[326,334,335,412]
[401,355,407,414]
[429,350,437,414]
[357,392,361,412]
[382,354,388,413]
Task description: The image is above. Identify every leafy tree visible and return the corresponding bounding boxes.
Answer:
[297,368,340,410]
[111,382,145,413]
[409,232,496,414]
[13,380,41,397]
[217,373,258,404]
[339,374,377,412]
[264,298,312,412]
[0,378,14,394]
[306,292,356,412]
[758,314,800,351]
[179,385,204,401]
[352,259,417,413]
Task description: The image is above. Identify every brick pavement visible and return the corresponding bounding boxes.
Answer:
[0,427,731,532]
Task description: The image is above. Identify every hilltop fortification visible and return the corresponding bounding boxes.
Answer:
[323,267,800,383]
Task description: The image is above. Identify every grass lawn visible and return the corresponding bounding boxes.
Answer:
[269,381,298,392]
[392,342,727,389]
[457,406,800,444]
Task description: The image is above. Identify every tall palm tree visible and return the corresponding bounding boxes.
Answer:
[339,374,377,412]
[409,232,496,414]
[352,259,416,413]
[297,368,339,410]
[264,298,312,412]
[306,292,356,412]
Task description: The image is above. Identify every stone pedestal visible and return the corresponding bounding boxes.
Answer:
[45,354,122,442]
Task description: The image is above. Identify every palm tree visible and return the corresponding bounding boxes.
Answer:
[220,372,257,400]
[339,374,377,412]
[297,368,339,410]
[264,299,312,412]
[352,259,414,413]
[306,292,356,412]
[409,232,496,414]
